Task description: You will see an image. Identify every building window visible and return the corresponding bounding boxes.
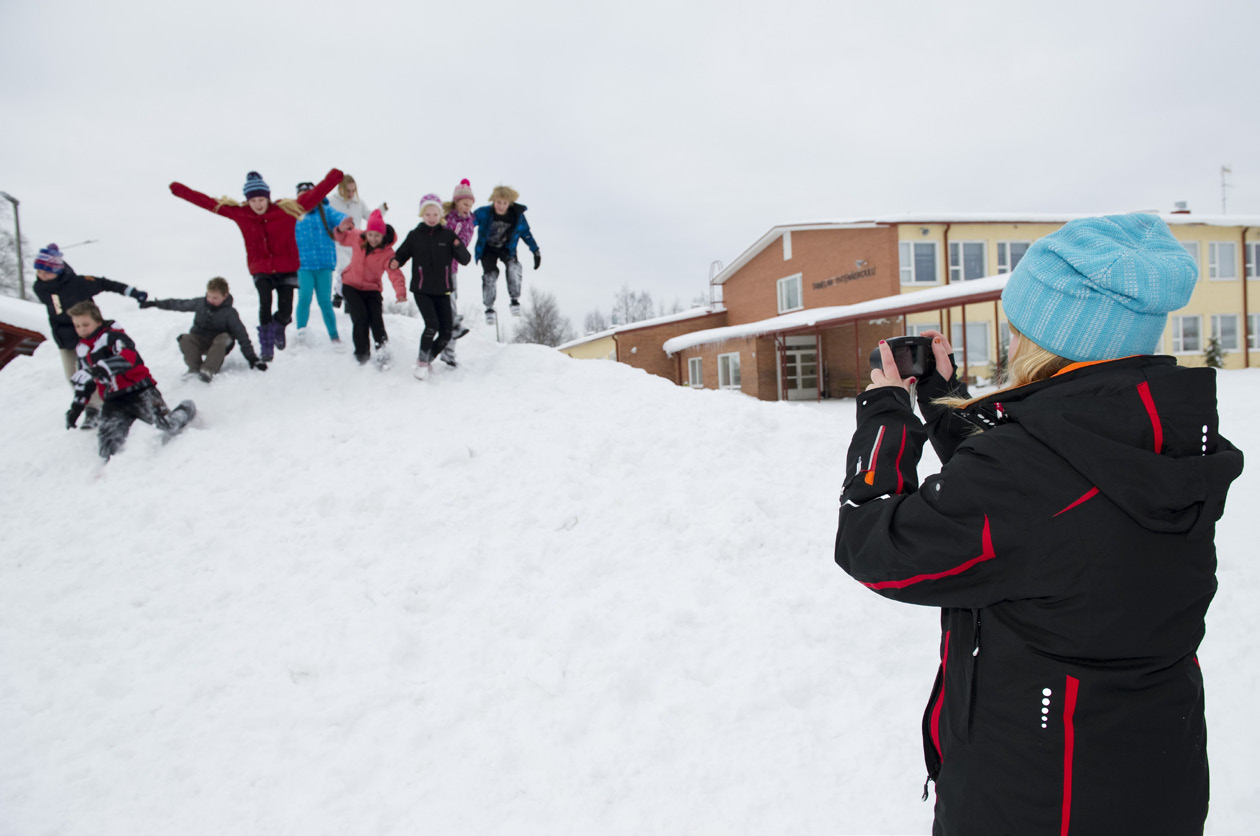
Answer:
[996,241,1030,274]
[906,322,939,337]
[1180,240,1201,273]
[718,352,742,390]
[951,322,990,364]
[899,241,938,284]
[688,357,703,387]
[949,242,988,282]
[1209,242,1237,280]
[1211,314,1239,352]
[1171,315,1201,353]
[777,274,803,313]
[1249,313,1260,350]
[1246,242,1258,279]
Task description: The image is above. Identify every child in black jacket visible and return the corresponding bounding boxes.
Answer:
[390,194,471,380]
[32,243,150,427]
[143,277,266,381]
[65,301,195,460]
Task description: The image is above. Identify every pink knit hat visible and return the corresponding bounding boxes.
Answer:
[418,193,443,215]
[452,179,474,203]
[366,209,386,234]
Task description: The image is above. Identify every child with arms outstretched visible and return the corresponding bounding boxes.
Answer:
[142,277,266,381]
[391,194,471,379]
[169,167,343,361]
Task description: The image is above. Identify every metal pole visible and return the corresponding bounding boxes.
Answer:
[0,192,25,300]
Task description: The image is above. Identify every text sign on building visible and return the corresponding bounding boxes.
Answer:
[813,266,876,291]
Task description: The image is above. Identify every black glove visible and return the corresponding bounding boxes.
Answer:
[139,299,157,309]
[128,288,149,304]
[89,363,110,380]
[66,403,84,430]
[332,293,343,308]
[533,252,542,271]
[251,360,268,371]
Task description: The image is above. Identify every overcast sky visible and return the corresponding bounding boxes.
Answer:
[3,0,1258,328]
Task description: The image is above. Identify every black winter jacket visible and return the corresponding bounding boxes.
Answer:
[835,357,1243,836]
[147,294,259,365]
[33,265,140,349]
[393,223,471,296]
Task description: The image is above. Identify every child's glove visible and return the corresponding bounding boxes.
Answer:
[89,363,110,380]
[128,288,149,304]
[65,403,84,430]
[332,294,343,308]
[250,360,268,371]
[533,252,542,270]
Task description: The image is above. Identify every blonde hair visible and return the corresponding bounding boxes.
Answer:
[214,194,303,219]
[934,323,1073,410]
[490,185,519,203]
[337,175,357,200]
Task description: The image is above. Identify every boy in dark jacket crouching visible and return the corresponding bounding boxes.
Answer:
[65,301,196,460]
[143,277,267,381]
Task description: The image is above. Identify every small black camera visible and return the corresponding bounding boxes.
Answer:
[869,336,936,379]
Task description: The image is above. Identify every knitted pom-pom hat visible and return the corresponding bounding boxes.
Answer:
[366,209,386,235]
[452,179,474,203]
[1001,214,1198,362]
[243,171,270,200]
[418,194,443,215]
[34,243,65,274]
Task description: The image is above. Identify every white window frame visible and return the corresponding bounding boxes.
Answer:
[1208,242,1237,280]
[1249,313,1260,350]
[1170,315,1202,353]
[899,241,939,285]
[717,352,742,390]
[1245,242,1259,279]
[949,241,988,282]
[996,241,1031,275]
[1210,314,1240,352]
[687,357,703,388]
[950,322,991,364]
[776,273,804,314]
[1180,240,1201,274]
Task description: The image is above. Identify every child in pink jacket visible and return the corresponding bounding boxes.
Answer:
[332,209,406,368]
[439,178,477,367]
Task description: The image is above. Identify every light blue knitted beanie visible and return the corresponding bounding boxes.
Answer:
[1000,214,1198,362]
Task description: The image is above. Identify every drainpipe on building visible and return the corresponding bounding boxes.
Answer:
[941,223,952,362]
[815,328,822,402]
[778,335,788,401]
[1243,227,1252,369]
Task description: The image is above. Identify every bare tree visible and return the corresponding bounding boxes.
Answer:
[610,284,654,325]
[0,208,30,298]
[513,287,576,347]
[583,309,610,334]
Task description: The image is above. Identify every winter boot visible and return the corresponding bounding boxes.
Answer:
[375,340,393,371]
[414,360,430,380]
[452,313,469,340]
[258,324,275,362]
[510,299,522,317]
[80,406,100,431]
[161,400,197,442]
[273,320,287,351]
[440,345,457,367]
[198,370,214,383]
[485,308,497,325]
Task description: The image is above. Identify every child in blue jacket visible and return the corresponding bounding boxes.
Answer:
[293,181,348,347]
[472,185,540,324]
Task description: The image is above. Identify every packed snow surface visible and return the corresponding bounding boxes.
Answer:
[2,294,1256,835]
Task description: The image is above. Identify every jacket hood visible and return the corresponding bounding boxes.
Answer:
[969,357,1243,535]
[211,294,236,309]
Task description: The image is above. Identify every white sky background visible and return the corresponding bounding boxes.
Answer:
[2,0,1258,327]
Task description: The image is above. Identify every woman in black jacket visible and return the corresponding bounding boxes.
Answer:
[390,194,471,380]
[835,215,1244,836]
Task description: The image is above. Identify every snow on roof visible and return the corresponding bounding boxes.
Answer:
[663,275,1009,355]
[714,212,1260,285]
[0,293,50,338]
[557,306,724,351]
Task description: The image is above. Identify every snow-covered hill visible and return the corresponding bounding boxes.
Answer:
[2,293,1257,835]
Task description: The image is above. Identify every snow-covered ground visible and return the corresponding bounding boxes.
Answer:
[1,293,1256,835]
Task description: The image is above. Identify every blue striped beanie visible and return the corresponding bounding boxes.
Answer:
[34,243,65,273]
[243,171,270,200]
[1000,215,1197,362]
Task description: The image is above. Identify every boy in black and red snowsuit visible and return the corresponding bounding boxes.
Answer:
[65,301,196,460]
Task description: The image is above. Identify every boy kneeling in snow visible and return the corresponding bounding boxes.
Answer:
[142,277,267,382]
[65,301,196,460]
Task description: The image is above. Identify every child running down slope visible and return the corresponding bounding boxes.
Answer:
[332,209,407,369]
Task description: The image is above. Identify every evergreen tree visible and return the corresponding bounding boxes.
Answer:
[1204,336,1224,369]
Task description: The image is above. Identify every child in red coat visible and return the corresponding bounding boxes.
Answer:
[332,209,407,368]
[169,167,343,360]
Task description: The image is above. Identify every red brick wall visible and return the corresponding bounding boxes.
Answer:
[615,312,728,383]
[819,320,902,398]
[720,227,900,325]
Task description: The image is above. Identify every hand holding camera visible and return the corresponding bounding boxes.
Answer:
[867,330,955,392]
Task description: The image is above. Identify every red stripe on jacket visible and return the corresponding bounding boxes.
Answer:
[863,516,996,590]
[1061,675,1080,836]
[1136,382,1163,454]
